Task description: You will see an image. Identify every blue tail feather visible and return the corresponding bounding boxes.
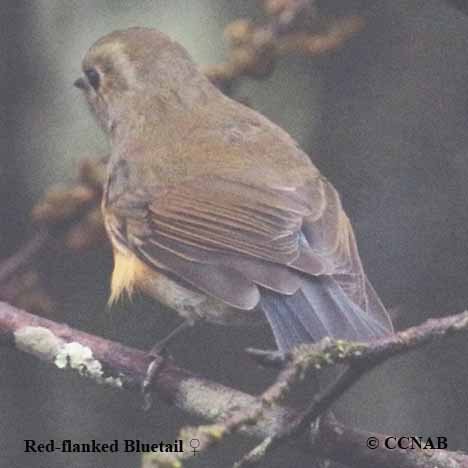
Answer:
[261,276,392,354]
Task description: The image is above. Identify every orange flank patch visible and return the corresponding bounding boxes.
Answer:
[109,250,150,305]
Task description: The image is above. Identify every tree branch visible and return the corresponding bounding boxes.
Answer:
[1,300,467,467]
[228,310,468,466]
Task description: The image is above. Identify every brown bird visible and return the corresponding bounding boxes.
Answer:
[74,27,392,355]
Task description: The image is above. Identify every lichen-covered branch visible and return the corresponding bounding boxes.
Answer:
[234,311,468,466]
[1,301,468,468]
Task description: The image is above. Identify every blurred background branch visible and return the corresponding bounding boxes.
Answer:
[204,0,364,92]
[0,158,107,315]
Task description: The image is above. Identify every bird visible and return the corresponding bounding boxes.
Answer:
[74,27,393,356]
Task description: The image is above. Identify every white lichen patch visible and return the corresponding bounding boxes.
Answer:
[15,326,63,360]
[14,326,123,388]
[54,342,123,388]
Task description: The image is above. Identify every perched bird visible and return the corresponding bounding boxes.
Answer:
[75,27,392,355]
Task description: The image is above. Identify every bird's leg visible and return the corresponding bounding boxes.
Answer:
[142,319,194,410]
[147,319,193,357]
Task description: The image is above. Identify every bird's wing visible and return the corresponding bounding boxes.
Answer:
[105,172,370,312]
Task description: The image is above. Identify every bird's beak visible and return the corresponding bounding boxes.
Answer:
[74,77,88,90]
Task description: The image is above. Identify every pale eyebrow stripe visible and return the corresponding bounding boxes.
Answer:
[89,40,141,91]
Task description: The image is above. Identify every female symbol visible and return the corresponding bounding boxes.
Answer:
[189,438,200,456]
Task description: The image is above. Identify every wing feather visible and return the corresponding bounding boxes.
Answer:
[106,173,371,312]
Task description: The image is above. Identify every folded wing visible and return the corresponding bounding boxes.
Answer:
[105,172,392,348]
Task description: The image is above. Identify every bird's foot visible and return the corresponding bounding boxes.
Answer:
[244,347,286,368]
[141,319,194,410]
[142,354,167,411]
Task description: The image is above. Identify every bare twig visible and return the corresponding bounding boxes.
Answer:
[0,228,49,284]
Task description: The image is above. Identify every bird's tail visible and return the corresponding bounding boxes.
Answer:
[261,276,392,354]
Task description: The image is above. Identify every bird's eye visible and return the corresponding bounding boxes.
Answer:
[85,68,100,91]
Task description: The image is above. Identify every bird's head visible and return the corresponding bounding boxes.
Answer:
[75,27,211,133]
